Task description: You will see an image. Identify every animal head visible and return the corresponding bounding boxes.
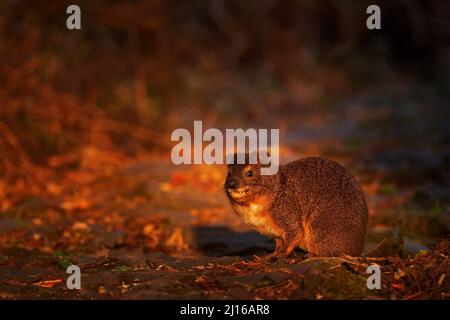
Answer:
[224,153,279,206]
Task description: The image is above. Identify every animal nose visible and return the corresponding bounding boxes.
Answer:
[227,179,239,190]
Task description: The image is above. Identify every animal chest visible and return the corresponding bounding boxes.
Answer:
[236,204,281,238]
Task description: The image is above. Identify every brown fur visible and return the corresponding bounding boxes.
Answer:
[225,155,368,258]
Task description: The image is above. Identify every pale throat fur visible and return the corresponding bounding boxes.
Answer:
[230,195,282,238]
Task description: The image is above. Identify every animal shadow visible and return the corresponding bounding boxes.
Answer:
[191,226,274,258]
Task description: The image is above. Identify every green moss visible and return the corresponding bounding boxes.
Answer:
[253,275,276,289]
[379,184,399,195]
[112,265,130,273]
[302,260,379,299]
[53,252,72,270]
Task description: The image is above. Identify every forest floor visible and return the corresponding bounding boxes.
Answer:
[0,84,449,300]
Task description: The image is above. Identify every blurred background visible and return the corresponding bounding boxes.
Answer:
[1,0,449,165]
[0,0,449,299]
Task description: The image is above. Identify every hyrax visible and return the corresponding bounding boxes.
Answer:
[225,154,368,258]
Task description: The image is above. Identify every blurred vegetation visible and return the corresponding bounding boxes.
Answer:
[0,0,449,186]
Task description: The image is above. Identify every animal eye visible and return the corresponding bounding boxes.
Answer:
[246,170,253,177]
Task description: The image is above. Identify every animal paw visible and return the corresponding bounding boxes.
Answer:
[266,251,289,262]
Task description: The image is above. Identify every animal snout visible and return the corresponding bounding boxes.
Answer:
[226,179,239,190]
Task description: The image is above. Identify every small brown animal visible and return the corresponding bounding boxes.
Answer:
[225,154,368,258]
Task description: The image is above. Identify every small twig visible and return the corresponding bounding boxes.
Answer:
[403,291,423,300]
[364,257,389,262]
[363,237,388,257]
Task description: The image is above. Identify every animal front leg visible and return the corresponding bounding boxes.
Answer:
[283,232,304,257]
[274,238,285,256]
[271,231,301,259]
[265,238,285,261]
[269,232,297,260]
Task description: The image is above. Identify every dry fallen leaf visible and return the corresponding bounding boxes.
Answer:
[121,281,129,294]
[394,268,406,280]
[438,274,446,287]
[32,279,63,288]
[61,198,92,211]
[4,279,27,286]
[165,227,188,251]
[391,283,406,291]
[72,221,90,232]
[98,286,106,295]
[195,276,208,284]
[46,182,62,195]
[159,182,172,192]
[143,223,157,237]
[32,218,43,226]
